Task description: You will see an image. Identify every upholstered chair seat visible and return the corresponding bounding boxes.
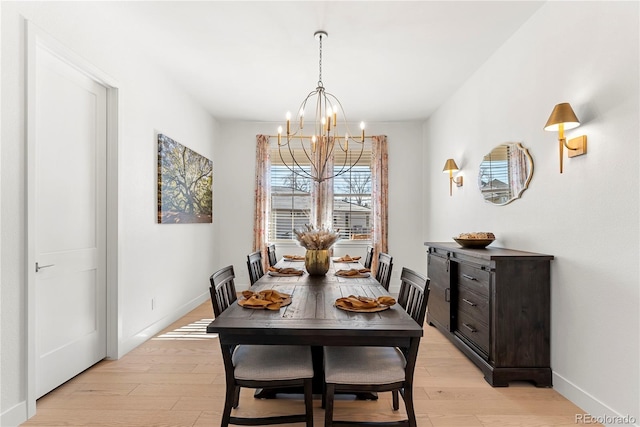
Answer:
[232,345,313,381]
[324,346,406,385]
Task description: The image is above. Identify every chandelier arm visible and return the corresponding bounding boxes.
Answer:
[332,141,366,178]
[296,143,319,178]
[315,136,336,181]
[336,136,364,151]
[278,151,312,181]
[294,89,319,131]
[324,93,351,126]
[316,88,325,139]
[324,92,363,144]
[279,138,314,181]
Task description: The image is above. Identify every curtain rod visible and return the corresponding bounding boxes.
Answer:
[264,135,376,139]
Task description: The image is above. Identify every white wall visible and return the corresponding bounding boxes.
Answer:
[2,1,638,426]
[214,121,425,293]
[1,3,218,424]
[423,2,639,424]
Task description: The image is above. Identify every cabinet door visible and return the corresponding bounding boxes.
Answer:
[427,254,452,330]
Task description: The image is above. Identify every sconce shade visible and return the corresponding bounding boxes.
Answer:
[442,158,459,173]
[544,103,580,131]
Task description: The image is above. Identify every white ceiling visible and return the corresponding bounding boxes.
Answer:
[39,1,546,122]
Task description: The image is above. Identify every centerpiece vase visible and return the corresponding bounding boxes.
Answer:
[305,249,330,276]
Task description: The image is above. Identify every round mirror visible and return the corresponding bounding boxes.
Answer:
[478,143,533,206]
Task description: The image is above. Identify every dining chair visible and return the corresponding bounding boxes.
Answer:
[209,265,314,427]
[267,244,278,267]
[246,250,265,285]
[322,267,430,427]
[375,252,394,290]
[209,265,238,317]
[363,245,374,269]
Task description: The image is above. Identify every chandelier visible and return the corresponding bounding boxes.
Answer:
[277,30,366,183]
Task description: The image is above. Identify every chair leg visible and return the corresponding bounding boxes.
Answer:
[304,378,314,427]
[403,386,417,427]
[324,383,335,427]
[221,381,236,427]
[392,389,399,411]
[232,385,241,408]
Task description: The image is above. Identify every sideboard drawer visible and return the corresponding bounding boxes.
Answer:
[457,286,489,324]
[457,310,490,356]
[458,262,490,297]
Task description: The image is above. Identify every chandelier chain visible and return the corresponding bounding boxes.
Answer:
[318,33,323,87]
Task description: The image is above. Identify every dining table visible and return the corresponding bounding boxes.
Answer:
[206,256,424,395]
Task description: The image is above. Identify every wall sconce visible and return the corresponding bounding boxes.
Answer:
[543,102,587,173]
[442,159,463,196]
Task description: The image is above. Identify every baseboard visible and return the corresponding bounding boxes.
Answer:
[553,372,639,427]
[117,292,210,358]
[1,401,28,427]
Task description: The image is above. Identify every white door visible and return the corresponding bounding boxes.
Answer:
[33,44,107,398]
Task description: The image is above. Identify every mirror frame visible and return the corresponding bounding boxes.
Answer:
[478,142,533,206]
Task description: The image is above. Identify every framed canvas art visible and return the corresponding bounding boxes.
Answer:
[157,134,213,223]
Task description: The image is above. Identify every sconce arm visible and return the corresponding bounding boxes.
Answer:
[561,137,578,151]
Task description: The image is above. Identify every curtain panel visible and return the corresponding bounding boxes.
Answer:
[253,135,271,270]
[311,136,334,229]
[371,135,389,273]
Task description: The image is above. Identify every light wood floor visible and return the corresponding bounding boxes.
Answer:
[22,302,596,427]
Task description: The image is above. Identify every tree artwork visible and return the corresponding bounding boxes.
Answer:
[157,134,213,223]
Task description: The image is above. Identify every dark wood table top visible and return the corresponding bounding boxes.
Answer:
[207,258,423,347]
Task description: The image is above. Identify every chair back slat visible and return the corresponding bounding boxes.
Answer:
[398,267,430,326]
[267,244,278,267]
[247,251,265,285]
[209,265,237,317]
[364,246,374,269]
[375,252,393,290]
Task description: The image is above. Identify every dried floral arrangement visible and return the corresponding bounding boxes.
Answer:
[294,225,341,250]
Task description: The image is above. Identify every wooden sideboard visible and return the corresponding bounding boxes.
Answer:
[424,242,554,387]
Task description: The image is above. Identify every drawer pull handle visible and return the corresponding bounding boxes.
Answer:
[463,323,477,333]
[462,274,477,281]
[462,298,476,307]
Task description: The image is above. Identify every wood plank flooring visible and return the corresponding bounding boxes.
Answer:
[22,302,597,427]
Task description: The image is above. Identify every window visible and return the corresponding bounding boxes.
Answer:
[269,140,372,241]
[332,164,372,240]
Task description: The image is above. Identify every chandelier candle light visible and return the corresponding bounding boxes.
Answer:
[277,30,366,183]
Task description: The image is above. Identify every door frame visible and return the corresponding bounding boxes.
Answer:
[25,20,119,417]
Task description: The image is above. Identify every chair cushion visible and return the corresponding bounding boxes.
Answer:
[233,345,314,381]
[324,346,406,385]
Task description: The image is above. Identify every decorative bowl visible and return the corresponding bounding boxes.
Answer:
[452,237,495,249]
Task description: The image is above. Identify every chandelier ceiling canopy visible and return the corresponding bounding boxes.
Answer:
[277,30,366,183]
